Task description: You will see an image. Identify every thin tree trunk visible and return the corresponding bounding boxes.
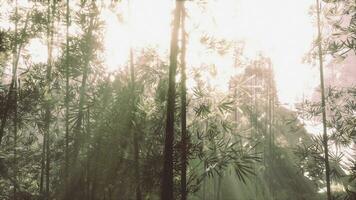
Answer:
[64,0,70,194]
[202,120,208,200]
[66,2,94,199]
[13,68,18,200]
[161,1,182,199]
[133,131,141,200]
[252,72,258,200]
[40,131,45,196]
[180,3,187,200]
[44,72,51,200]
[216,176,222,200]
[128,0,142,197]
[271,80,275,199]
[90,156,98,200]
[316,0,331,199]
[44,1,55,198]
[72,0,94,164]
[0,1,29,146]
[11,2,19,199]
[130,48,142,200]
[267,63,273,198]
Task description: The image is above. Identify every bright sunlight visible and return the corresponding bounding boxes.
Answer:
[101,0,318,106]
[0,0,355,199]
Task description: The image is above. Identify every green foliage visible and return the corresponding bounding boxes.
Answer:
[296,86,356,199]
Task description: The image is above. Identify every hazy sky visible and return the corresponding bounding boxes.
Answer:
[12,0,321,107]
[236,0,320,107]
[200,0,320,107]
[102,0,320,107]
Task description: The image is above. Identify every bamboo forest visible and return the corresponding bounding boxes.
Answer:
[0,0,355,200]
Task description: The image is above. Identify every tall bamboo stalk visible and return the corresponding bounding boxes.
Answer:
[11,2,19,199]
[64,0,70,193]
[42,1,55,198]
[180,2,187,200]
[65,2,95,199]
[127,1,142,198]
[316,0,331,199]
[161,1,183,199]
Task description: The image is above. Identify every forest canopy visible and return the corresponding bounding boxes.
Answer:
[0,0,355,200]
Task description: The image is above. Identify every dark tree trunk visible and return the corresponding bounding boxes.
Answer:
[130,48,142,200]
[161,1,182,199]
[72,5,92,164]
[0,1,28,146]
[128,0,142,195]
[65,2,95,199]
[179,3,187,200]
